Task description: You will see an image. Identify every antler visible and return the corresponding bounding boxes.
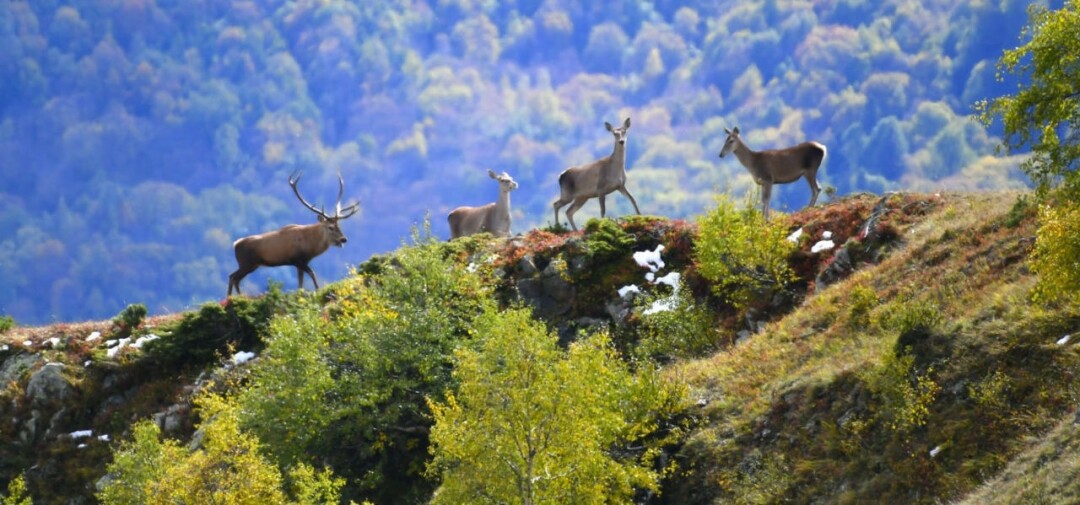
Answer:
[289,170,331,219]
[334,172,361,219]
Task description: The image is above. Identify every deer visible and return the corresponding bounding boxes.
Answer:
[227,171,360,297]
[718,126,826,221]
[552,117,640,231]
[447,169,519,239]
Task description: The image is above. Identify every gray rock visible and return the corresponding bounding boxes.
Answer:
[26,363,74,408]
[815,247,853,292]
[0,353,43,388]
[518,255,537,276]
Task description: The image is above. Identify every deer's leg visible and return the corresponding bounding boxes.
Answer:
[598,193,607,218]
[228,266,256,297]
[553,197,570,227]
[303,266,320,290]
[805,172,821,207]
[565,197,589,231]
[618,186,641,215]
[761,183,773,221]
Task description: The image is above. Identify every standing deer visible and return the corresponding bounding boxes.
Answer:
[718,126,826,221]
[227,171,360,296]
[447,169,519,239]
[553,117,641,231]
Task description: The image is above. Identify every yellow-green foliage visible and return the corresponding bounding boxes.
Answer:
[1,476,31,505]
[427,307,685,504]
[636,288,723,361]
[862,350,940,434]
[97,392,344,505]
[846,283,879,328]
[1031,199,1080,304]
[694,195,796,308]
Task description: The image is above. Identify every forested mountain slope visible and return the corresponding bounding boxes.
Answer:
[0,191,1077,504]
[0,0,1046,324]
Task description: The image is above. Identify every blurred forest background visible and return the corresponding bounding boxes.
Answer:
[0,0,1049,324]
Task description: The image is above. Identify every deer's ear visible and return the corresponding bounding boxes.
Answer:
[605,121,613,132]
[724,128,731,134]
[623,117,631,128]
[733,126,740,135]
[318,214,328,223]
[488,169,498,179]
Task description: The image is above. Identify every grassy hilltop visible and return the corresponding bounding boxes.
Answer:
[1,190,1078,504]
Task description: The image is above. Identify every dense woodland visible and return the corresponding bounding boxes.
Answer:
[0,0,1049,324]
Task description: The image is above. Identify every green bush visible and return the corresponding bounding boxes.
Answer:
[1031,198,1080,304]
[635,289,721,361]
[583,217,637,260]
[862,348,940,434]
[847,283,880,328]
[141,283,289,369]
[874,297,943,336]
[111,303,147,335]
[0,315,14,334]
[694,195,796,309]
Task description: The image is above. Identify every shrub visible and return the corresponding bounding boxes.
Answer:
[694,195,796,309]
[635,288,721,361]
[847,283,879,328]
[141,283,289,369]
[2,475,31,505]
[0,315,13,334]
[1031,198,1080,304]
[111,304,147,335]
[862,348,940,434]
[583,217,637,260]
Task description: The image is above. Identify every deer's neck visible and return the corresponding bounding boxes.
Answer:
[496,189,511,217]
[610,141,627,174]
[733,140,767,179]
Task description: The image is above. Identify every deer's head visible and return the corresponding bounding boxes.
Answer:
[719,126,741,158]
[289,170,360,247]
[488,169,518,193]
[605,117,632,146]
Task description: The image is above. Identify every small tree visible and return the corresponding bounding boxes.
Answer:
[694,194,796,309]
[977,1,1080,302]
[427,307,684,504]
[976,0,1080,195]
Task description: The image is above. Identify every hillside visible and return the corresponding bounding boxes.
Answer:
[0,0,1042,325]
[1,191,1078,504]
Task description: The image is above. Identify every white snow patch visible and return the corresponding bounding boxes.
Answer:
[929,445,943,458]
[787,228,804,243]
[811,240,835,253]
[466,262,478,273]
[84,360,91,368]
[22,340,32,347]
[618,285,641,298]
[86,331,101,342]
[1,344,7,352]
[653,272,681,289]
[231,351,256,365]
[1058,334,1071,346]
[98,434,110,442]
[77,443,87,449]
[131,333,159,349]
[633,245,666,272]
[48,337,61,348]
[643,298,678,316]
[106,338,132,358]
[823,230,833,239]
[70,430,93,439]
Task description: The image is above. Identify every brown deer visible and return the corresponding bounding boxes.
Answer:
[552,117,640,231]
[227,171,360,296]
[447,169,518,239]
[718,126,826,221]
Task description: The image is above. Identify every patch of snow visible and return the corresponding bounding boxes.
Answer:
[98,434,110,442]
[633,245,666,272]
[47,337,61,348]
[1057,334,1071,346]
[232,351,256,365]
[106,338,132,358]
[643,298,677,316]
[84,360,91,368]
[653,272,681,289]
[618,285,641,298]
[787,228,804,243]
[929,445,942,458]
[466,262,478,273]
[811,240,835,253]
[645,272,655,282]
[1,344,7,352]
[131,333,159,349]
[22,340,32,347]
[86,331,101,342]
[77,443,87,449]
[823,230,833,239]
[70,430,93,439]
